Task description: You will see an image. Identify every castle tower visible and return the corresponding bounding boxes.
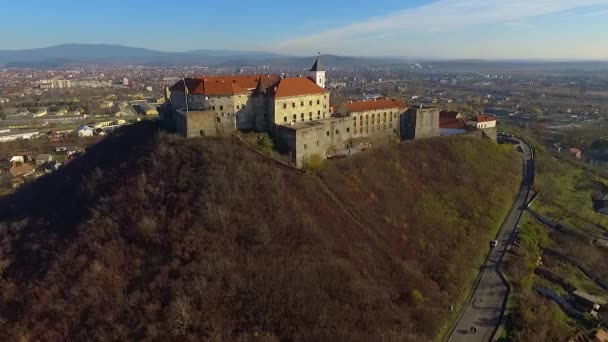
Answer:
[309,55,326,89]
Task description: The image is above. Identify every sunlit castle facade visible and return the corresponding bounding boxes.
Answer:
[166,57,446,167]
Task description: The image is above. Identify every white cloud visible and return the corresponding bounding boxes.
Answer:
[268,0,608,55]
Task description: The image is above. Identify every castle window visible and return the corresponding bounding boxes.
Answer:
[327,131,330,136]
[283,103,287,109]
[301,101,304,106]
[336,130,339,134]
[318,110,321,115]
[309,112,313,119]
[372,113,375,119]
[354,121,357,127]
[216,118,220,123]
[304,144,308,150]
[284,116,287,122]
[309,101,313,106]
[236,105,240,110]
[317,100,320,105]
[212,106,216,110]
[384,112,387,117]
[220,106,223,110]
[293,114,297,120]
[347,127,350,133]
[317,141,319,146]
[360,127,363,133]
[292,103,296,108]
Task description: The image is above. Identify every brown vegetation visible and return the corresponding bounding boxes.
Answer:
[0,122,520,341]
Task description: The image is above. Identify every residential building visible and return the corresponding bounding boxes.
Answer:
[78,126,94,137]
[467,114,497,129]
[467,114,497,141]
[39,79,72,89]
[0,130,40,142]
[571,289,607,313]
[9,163,34,177]
[35,154,54,165]
[568,148,582,160]
[594,329,608,342]
[137,103,159,116]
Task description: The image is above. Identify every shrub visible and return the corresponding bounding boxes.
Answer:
[302,154,325,173]
[256,134,274,155]
[411,289,425,307]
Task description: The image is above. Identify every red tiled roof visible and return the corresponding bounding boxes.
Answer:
[341,98,408,113]
[471,114,496,123]
[170,75,281,96]
[272,77,327,98]
[596,329,608,342]
[440,117,468,129]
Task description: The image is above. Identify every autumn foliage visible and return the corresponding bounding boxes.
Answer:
[0,122,521,341]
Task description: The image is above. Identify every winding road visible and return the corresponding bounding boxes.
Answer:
[447,138,535,342]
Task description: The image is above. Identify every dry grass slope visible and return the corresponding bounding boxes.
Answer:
[0,123,521,342]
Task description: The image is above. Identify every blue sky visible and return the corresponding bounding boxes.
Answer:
[2,0,608,59]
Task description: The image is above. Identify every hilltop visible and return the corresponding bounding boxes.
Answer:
[0,122,521,341]
[0,44,403,68]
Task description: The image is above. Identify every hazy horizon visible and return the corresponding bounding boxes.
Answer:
[1,0,608,60]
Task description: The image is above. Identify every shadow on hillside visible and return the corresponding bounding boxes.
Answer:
[0,121,160,280]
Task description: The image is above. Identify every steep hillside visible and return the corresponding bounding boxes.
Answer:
[0,123,521,341]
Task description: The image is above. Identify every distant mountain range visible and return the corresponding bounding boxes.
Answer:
[1,44,607,71]
[0,44,282,68]
[0,44,406,68]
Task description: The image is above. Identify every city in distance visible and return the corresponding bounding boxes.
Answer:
[1,1,608,341]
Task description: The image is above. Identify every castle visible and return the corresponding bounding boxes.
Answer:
[164,58,494,167]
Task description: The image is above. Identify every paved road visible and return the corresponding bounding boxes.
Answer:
[448,138,535,342]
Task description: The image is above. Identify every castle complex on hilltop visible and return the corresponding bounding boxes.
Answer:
[164,58,495,167]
